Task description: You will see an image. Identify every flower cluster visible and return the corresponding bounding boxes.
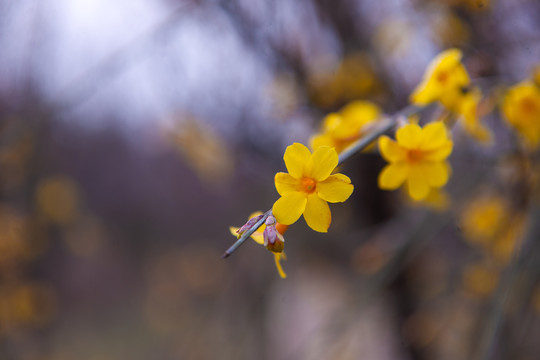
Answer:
[227,48,540,278]
[410,48,492,143]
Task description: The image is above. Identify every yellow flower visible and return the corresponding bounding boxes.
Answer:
[230,212,288,278]
[410,48,470,111]
[460,196,505,245]
[378,122,453,201]
[457,88,492,144]
[460,195,526,264]
[462,262,498,298]
[501,81,540,147]
[310,100,381,153]
[272,143,354,232]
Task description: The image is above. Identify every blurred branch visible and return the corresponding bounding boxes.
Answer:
[473,206,540,360]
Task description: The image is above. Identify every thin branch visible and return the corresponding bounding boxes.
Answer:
[222,210,271,258]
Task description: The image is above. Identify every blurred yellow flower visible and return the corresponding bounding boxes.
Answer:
[460,195,526,264]
[35,175,80,225]
[230,212,287,278]
[272,143,354,233]
[462,263,498,298]
[460,196,505,245]
[410,48,470,111]
[307,52,380,109]
[310,100,381,153]
[501,81,540,148]
[166,116,234,187]
[378,122,453,201]
[457,88,493,144]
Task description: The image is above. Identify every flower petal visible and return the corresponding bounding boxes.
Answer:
[423,141,453,161]
[251,232,265,245]
[378,162,409,190]
[309,133,334,151]
[420,122,449,150]
[340,100,380,125]
[407,165,431,200]
[379,136,406,162]
[275,172,300,196]
[317,174,354,203]
[274,252,287,279]
[229,226,239,237]
[307,146,338,181]
[230,225,265,244]
[422,161,450,187]
[396,123,422,149]
[303,194,331,232]
[284,143,311,179]
[410,78,439,105]
[272,192,307,225]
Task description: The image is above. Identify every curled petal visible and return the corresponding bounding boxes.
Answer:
[275,172,300,196]
[274,253,287,279]
[272,192,307,225]
[407,165,431,200]
[307,146,338,181]
[303,194,331,233]
[284,143,311,179]
[317,174,354,203]
[379,136,406,162]
[378,162,409,190]
[396,123,422,149]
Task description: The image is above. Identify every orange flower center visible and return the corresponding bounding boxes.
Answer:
[301,177,317,193]
[406,149,424,163]
[521,96,537,114]
[436,71,449,84]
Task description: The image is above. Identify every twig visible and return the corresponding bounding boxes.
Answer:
[222,210,271,258]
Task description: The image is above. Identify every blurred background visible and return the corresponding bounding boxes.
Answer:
[1,0,540,359]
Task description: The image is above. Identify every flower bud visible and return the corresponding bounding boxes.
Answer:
[263,215,285,253]
[236,214,264,237]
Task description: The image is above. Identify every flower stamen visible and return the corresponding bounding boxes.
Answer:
[437,71,449,84]
[406,149,424,163]
[521,97,537,114]
[301,177,317,193]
